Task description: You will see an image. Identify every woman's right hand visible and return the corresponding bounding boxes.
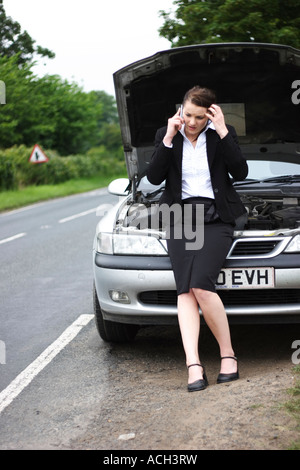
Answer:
[163,107,184,147]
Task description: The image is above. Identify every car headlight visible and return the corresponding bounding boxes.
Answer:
[284,234,300,253]
[97,232,167,255]
[97,232,113,254]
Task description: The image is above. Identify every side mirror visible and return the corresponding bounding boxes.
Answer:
[108,178,130,196]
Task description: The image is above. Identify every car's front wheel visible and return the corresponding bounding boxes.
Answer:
[93,284,139,342]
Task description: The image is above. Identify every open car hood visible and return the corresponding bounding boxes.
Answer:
[113,43,300,183]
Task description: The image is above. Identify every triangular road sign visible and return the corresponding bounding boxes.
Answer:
[29,144,49,163]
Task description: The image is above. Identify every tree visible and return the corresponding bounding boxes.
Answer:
[0,56,104,154]
[27,75,103,154]
[159,0,300,48]
[93,91,119,124]
[0,55,34,147]
[91,91,122,151]
[0,55,123,155]
[0,4,122,155]
[0,4,55,65]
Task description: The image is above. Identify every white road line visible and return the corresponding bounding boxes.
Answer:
[0,314,93,415]
[0,232,26,245]
[59,207,98,223]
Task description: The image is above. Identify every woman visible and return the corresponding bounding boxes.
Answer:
[147,86,248,392]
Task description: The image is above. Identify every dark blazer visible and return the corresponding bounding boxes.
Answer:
[146,125,248,225]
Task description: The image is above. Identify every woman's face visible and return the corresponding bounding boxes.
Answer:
[182,100,209,138]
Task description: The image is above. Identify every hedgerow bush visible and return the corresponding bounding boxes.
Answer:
[0,145,126,190]
[0,152,16,190]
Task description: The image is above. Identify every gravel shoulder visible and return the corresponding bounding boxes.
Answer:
[70,323,299,451]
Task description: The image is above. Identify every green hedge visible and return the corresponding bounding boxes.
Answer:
[0,145,126,190]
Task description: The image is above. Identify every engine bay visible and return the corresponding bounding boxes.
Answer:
[120,193,300,233]
[240,195,300,230]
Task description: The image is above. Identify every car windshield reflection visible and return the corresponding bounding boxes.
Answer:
[246,160,300,181]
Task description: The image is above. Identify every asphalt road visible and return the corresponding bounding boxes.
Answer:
[0,188,118,391]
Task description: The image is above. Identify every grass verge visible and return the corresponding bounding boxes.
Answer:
[0,173,127,212]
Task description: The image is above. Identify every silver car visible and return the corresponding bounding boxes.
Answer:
[93,42,300,342]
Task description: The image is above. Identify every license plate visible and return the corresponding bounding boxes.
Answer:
[216,267,274,289]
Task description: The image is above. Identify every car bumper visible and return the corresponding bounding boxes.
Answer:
[93,252,300,324]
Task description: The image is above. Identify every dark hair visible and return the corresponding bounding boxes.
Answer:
[183,86,216,108]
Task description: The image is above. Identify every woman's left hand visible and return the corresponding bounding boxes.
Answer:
[206,104,228,139]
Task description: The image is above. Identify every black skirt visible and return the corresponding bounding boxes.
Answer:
[166,197,234,295]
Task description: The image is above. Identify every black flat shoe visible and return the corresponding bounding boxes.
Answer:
[217,356,239,384]
[187,363,208,392]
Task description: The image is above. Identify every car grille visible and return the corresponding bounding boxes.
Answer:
[139,289,300,306]
[227,237,289,258]
[229,240,279,256]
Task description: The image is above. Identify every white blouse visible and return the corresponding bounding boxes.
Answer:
[180,121,215,200]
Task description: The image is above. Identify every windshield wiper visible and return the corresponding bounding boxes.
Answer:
[233,179,260,186]
[260,174,300,183]
[233,175,300,186]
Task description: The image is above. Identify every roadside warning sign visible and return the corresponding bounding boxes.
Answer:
[29,144,49,163]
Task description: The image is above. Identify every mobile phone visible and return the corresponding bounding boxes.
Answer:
[180,105,183,118]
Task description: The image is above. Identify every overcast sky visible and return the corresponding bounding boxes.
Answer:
[4,0,175,96]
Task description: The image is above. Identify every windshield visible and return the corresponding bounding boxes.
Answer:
[246,160,300,181]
